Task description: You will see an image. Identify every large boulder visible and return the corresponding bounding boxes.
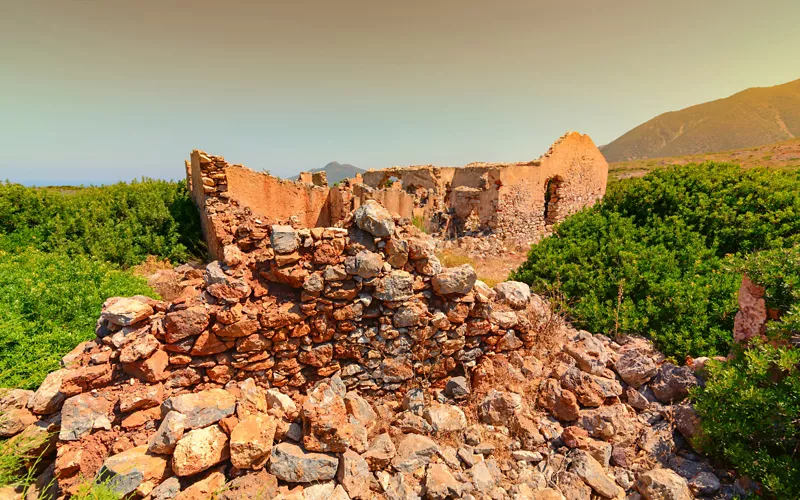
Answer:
[230,413,277,470]
[650,363,699,403]
[59,393,114,441]
[493,281,531,309]
[172,425,230,477]
[636,468,693,500]
[354,200,395,237]
[270,225,300,254]
[96,445,170,497]
[101,297,153,326]
[161,388,236,429]
[570,449,624,499]
[269,442,338,483]
[432,265,477,295]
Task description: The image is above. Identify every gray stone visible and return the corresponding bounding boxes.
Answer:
[493,281,531,309]
[425,463,461,500]
[160,388,236,429]
[346,250,384,279]
[570,449,623,498]
[95,445,169,497]
[29,370,67,415]
[650,363,699,403]
[636,468,693,500]
[354,200,396,237]
[148,410,186,454]
[373,270,414,301]
[403,388,425,414]
[614,350,658,388]
[59,393,114,441]
[269,442,338,483]
[271,225,300,254]
[445,376,470,399]
[432,265,477,295]
[392,434,440,472]
[689,471,721,496]
[149,477,181,500]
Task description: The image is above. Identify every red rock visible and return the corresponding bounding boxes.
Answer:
[60,364,114,396]
[214,318,260,339]
[172,425,230,477]
[119,383,165,413]
[230,413,277,470]
[190,331,234,356]
[123,349,169,383]
[121,407,161,429]
[298,343,333,368]
[164,306,210,343]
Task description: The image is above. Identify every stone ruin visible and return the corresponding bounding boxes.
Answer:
[186,132,608,259]
[0,147,741,499]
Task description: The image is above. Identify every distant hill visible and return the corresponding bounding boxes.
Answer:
[608,137,800,182]
[601,78,800,162]
[289,161,365,184]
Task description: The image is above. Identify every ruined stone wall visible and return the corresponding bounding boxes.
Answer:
[357,132,608,243]
[189,150,333,260]
[188,132,608,255]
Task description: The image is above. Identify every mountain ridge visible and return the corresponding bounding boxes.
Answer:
[288,161,365,184]
[601,78,800,162]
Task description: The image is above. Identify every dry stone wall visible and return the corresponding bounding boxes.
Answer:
[188,132,608,259]
[1,197,738,499]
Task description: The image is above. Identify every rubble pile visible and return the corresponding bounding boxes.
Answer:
[0,199,739,499]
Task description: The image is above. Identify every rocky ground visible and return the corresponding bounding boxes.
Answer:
[0,320,744,500]
[0,200,750,499]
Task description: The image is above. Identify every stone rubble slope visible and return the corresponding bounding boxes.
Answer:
[0,199,740,499]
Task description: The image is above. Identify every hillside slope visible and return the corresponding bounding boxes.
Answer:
[601,78,800,162]
[289,161,365,184]
[609,137,800,181]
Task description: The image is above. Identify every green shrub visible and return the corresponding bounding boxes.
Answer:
[512,163,800,359]
[0,246,153,389]
[740,245,800,341]
[692,344,800,498]
[0,180,203,267]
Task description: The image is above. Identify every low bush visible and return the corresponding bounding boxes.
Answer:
[740,245,800,341]
[0,246,153,389]
[692,343,800,498]
[0,180,203,267]
[512,163,800,359]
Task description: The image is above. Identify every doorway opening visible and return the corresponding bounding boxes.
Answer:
[543,177,563,226]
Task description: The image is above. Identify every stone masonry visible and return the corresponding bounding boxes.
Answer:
[188,132,608,259]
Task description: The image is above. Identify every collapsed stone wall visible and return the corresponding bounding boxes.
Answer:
[159,197,554,394]
[188,132,608,259]
[359,132,608,244]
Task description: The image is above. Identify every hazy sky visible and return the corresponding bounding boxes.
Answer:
[2,0,799,185]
